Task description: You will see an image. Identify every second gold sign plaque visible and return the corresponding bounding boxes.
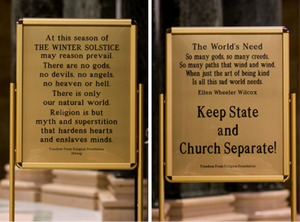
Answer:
[16,19,137,169]
[165,27,290,182]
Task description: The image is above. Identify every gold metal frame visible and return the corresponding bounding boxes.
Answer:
[165,27,290,183]
[165,175,285,183]
[21,18,132,26]
[170,27,285,34]
[15,18,137,170]
[283,31,290,178]
[165,31,172,177]
[16,23,22,164]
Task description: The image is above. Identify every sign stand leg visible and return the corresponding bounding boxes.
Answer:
[137,84,144,221]
[291,93,297,221]
[135,164,138,221]
[159,94,165,221]
[9,83,16,221]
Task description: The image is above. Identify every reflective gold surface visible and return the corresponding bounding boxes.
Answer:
[166,27,289,182]
[16,19,137,169]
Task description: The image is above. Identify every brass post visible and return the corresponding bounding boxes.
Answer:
[159,94,165,221]
[291,93,297,221]
[9,83,16,221]
[138,84,144,221]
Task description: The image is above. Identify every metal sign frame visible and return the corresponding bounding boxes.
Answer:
[16,18,137,170]
[165,27,290,183]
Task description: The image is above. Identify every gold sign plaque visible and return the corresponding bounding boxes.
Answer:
[16,19,137,169]
[166,27,289,182]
